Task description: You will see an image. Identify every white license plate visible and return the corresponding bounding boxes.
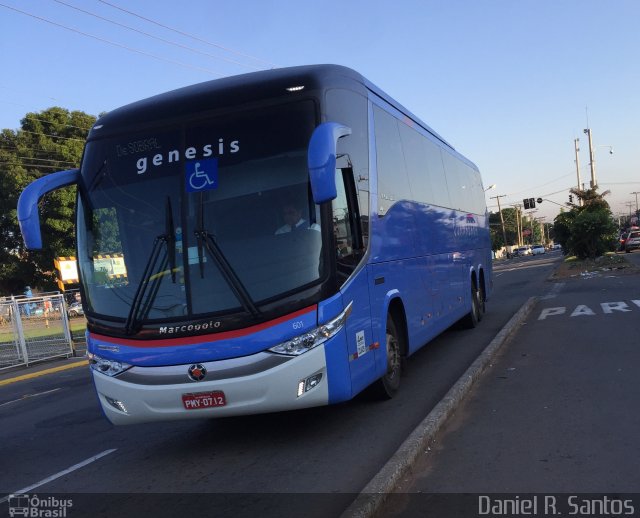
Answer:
[182,391,226,410]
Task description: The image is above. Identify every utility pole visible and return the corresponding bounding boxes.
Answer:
[574,138,583,206]
[490,195,509,251]
[513,204,523,246]
[538,216,547,244]
[584,128,596,188]
[624,201,634,216]
[631,192,640,214]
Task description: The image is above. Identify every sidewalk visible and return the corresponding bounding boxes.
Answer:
[379,275,640,516]
[367,269,640,516]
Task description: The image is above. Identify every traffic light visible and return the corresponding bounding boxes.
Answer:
[523,197,536,209]
[569,195,573,203]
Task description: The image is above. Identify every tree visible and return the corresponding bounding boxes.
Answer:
[0,108,96,294]
[553,187,617,259]
[489,207,519,251]
[553,210,574,252]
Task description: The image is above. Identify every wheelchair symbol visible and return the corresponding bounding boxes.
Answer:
[186,159,218,192]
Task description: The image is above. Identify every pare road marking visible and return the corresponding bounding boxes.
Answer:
[538,300,640,320]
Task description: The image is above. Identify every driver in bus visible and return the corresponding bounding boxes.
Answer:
[274,202,320,235]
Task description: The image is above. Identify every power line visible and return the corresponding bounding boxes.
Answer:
[0,160,75,171]
[539,187,575,198]
[0,3,225,77]
[0,142,75,155]
[22,114,93,131]
[505,171,574,198]
[486,186,574,210]
[98,0,277,69]
[17,129,85,142]
[5,156,77,165]
[53,0,264,71]
[0,84,59,103]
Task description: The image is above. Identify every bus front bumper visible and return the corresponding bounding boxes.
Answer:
[92,346,328,425]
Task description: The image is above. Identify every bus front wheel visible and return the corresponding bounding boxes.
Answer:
[372,315,402,399]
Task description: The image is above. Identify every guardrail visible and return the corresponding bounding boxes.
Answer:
[0,294,81,370]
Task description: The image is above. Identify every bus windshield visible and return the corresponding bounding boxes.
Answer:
[76,100,324,327]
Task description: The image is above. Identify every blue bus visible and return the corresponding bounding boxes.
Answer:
[18,65,492,425]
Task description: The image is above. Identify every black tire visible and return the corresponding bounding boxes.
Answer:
[463,281,481,329]
[371,315,402,399]
[477,282,486,321]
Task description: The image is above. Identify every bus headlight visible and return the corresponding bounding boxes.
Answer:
[88,352,132,377]
[269,302,352,356]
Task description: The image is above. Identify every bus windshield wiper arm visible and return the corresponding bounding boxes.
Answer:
[124,197,177,335]
[165,197,176,283]
[195,229,261,318]
[124,235,168,335]
[194,195,260,318]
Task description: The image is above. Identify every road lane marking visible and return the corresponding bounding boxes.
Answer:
[571,305,595,317]
[0,360,88,387]
[601,301,632,314]
[0,449,117,503]
[0,388,62,408]
[539,282,565,300]
[538,299,640,320]
[538,307,565,320]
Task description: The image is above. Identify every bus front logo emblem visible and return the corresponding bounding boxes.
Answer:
[188,364,207,382]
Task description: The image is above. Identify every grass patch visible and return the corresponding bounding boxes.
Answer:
[0,317,86,341]
[552,252,637,279]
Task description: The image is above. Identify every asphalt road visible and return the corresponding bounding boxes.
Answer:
[0,253,561,518]
[378,251,640,516]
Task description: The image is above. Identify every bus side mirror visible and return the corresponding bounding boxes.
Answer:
[17,168,81,250]
[308,122,352,204]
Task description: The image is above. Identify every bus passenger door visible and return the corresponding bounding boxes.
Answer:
[332,166,376,394]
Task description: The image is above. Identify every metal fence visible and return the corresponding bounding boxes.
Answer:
[0,293,83,370]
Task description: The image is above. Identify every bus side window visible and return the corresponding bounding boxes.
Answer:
[333,167,362,283]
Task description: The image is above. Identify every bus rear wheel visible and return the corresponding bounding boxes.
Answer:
[463,281,482,329]
[477,280,486,321]
[372,315,402,399]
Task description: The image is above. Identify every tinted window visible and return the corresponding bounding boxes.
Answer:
[373,103,483,215]
[423,138,450,208]
[77,101,325,322]
[373,106,411,216]
[397,121,430,204]
[325,89,369,246]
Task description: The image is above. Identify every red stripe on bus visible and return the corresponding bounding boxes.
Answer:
[89,305,317,348]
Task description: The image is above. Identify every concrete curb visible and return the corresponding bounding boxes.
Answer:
[341,296,538,518]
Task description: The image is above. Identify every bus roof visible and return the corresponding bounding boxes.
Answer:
[89,64,452,149]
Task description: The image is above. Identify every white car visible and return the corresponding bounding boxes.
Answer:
[625,231,640,253]
[531,244,546,255]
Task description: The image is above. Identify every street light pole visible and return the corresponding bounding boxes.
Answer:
[583,128,596,188]
[490,194,508,251]
[574,138,583,206]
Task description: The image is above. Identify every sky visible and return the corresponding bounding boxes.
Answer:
[1,0,639,222]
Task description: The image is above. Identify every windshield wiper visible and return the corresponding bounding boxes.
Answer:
[124,235,168,335]
[124,196,177,335]
[195,194,260,318]
[165,197,176,283]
